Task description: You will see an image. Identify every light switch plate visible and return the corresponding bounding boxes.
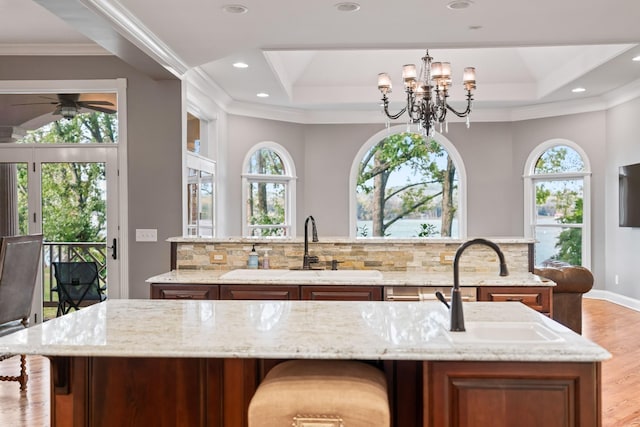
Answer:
[136,228,157,242]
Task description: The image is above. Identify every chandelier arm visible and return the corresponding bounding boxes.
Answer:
[382,102,407,120]
[445,93,474,118]
[380,94,409,120]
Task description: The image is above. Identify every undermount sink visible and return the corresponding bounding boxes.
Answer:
[285,269,383,281]
[219,269,290,279]
[219,269,383,282]
[445,321,564,344]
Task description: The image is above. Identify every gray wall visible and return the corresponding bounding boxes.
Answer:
[606,97,640,300]
[0,56,183,299]
[224,111,610,291]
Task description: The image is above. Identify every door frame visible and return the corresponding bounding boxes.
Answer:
[0,79,129,322]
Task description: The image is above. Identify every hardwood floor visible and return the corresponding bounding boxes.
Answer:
[0,298,637,426]
[583,298,640,426]
[0,354,49,426]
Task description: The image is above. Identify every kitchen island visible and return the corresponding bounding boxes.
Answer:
[0,299,609,427]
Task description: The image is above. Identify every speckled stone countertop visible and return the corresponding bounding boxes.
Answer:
[167,236,536,244]
[0,300,608,362]
[146,269,552,287]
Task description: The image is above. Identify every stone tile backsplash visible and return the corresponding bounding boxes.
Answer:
[174,240,532,274]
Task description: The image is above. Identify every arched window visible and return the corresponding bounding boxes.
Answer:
[350,125,466,238]
[242,142,296,237]
[523,140,591,267]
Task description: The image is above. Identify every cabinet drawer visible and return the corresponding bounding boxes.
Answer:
[220,285,300,300]
[477,286,552,314]
[150,284,219,300]
[301,286,382,301]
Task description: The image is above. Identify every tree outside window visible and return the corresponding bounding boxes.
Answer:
[356,132,459,238]
[530,144,587,266]
[243,145,295,237]
[17,113,115,242]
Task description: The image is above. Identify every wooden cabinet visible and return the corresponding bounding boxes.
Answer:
[423,360,600,427]
[150,283,381,301]
[220,285,299,300]
[477,286,552,316]
[50,356,601,427]
[150,283,219,300]
[301,285,382,301]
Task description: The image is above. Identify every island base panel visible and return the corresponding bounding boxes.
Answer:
[49,356,259,427]
[48,357,601,427]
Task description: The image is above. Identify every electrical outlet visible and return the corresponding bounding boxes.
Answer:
[615,274,619,285]
[136,228,157,242]
[210,251,228,264]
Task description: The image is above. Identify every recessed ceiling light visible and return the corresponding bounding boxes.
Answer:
[572,87,586,93]
[256,92,269,98]
[447,0,473,10]
[233,62,249,69]
[335,2,361,12]
[222,4,248,14]
[633,55,640,62]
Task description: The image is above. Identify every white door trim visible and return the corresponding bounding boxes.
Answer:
[0,78,129,302]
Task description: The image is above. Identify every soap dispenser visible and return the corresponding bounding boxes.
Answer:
[248,244,259,269]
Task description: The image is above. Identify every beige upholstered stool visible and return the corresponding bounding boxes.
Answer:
[248,360,390,427]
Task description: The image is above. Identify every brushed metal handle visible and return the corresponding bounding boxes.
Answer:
[386,295,421,301]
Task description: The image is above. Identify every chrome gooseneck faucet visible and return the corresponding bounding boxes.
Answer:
[302,215,319,269]
[451,238,509,332]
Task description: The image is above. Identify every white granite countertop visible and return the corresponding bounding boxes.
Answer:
[146,269,552,287]
[0,300,608,362]
[168,236,536,244]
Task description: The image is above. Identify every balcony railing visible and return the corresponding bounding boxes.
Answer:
[42,242,107,309]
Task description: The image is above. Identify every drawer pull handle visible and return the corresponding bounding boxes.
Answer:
[507,297,524,302]
[174,294,194,299]
[386,295,420,301]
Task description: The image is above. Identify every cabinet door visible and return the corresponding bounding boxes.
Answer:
[424,360,600,427]
[301,286,382,301]
[477,286,552,315]
[150,283,219,300]
[220,285,299,300]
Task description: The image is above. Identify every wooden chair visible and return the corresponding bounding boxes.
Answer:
[0,234,43,391]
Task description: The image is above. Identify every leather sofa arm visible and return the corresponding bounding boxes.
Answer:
[534,265,594,294]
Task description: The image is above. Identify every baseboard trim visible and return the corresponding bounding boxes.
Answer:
[585,289,640,312]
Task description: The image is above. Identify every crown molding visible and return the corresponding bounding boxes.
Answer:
[79,0,189,77]
[0,43,110,56]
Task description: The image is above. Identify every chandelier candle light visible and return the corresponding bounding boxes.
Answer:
[377,50,476,136]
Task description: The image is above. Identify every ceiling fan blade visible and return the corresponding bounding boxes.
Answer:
[77,100,115,107]
[11,101,58,106]
[82,105,117,114]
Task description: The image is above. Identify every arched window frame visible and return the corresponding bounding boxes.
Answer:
[241,141,297,237]
[348,125,467,239]
[523,139,592,268]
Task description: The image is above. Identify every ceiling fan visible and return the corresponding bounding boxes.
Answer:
[13,93,117,119]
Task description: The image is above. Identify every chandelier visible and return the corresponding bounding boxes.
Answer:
[377,50,476,136]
